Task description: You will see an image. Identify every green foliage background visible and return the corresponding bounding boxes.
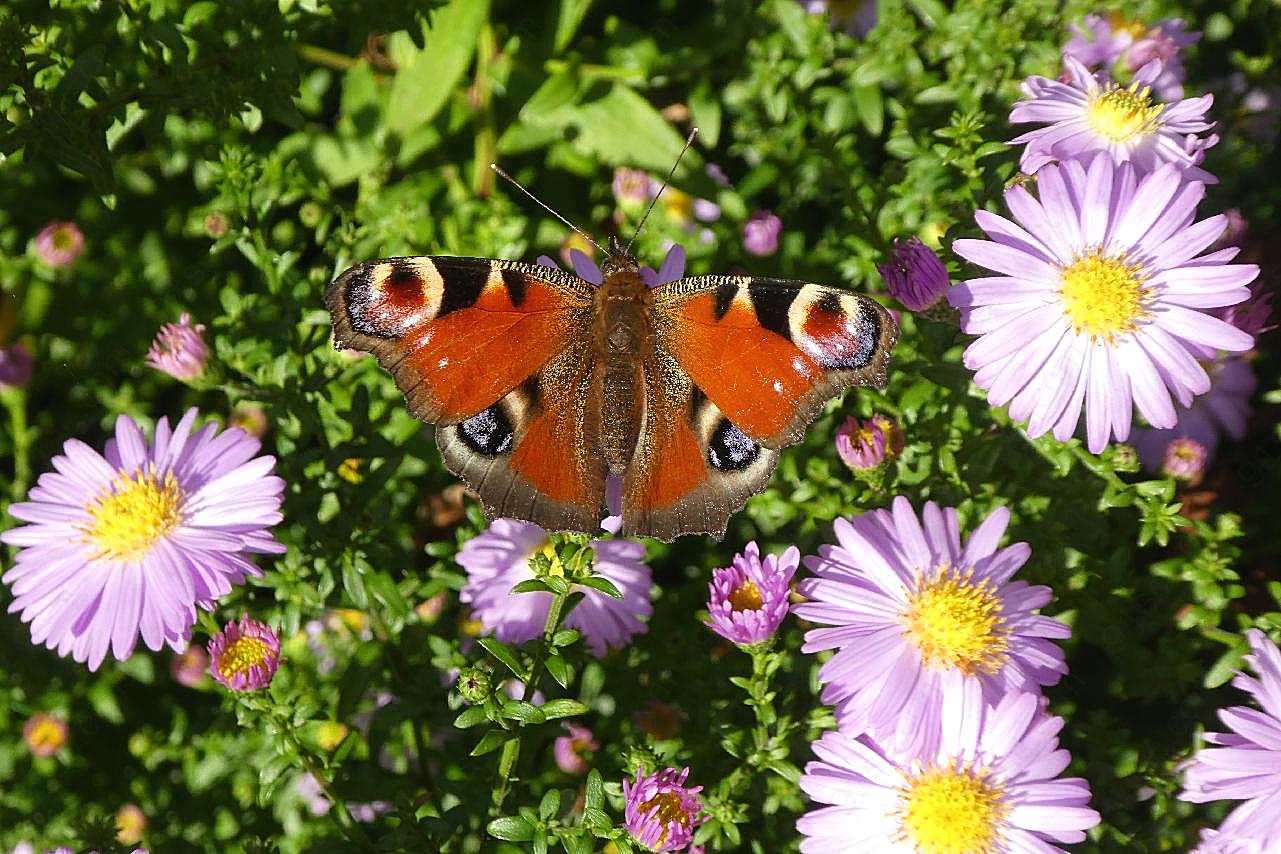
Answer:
[1,0,1279,851]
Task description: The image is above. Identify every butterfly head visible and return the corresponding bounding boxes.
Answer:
[600,235,640,278]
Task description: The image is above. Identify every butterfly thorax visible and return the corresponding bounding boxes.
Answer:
[594,252,652,474]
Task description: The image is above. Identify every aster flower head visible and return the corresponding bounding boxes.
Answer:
[705,541,799,647]
[170,645,210,687]
[797,688,1100,853]
[0,342,34,388]
[835,413,904,472]
[554,722,598,774]
[1181,629,1281,849]
[35,220,85,267]
[743,210,782,256]
[950,156,1257,454]
[1064,14,1199,100]
[879,237,951,312]
[23,712,68,757]
[613,167,653,207]
[1010,57,1217,180]
[1160,437,1207,482]
[208,614,281,691]
[793,497,1071,749]
[145,313,209,382]
[1,409,286,670]
[457,519,653,658]
[623,766,708,852]
[115,803,146,845]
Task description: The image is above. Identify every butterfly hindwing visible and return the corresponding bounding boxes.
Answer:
[325,256,595,425]
[651,275,898,448]
[621,348,780,540]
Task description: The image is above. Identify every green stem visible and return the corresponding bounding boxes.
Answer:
[296,43,366,74]
[3,389,31,500]
[471,20,497,197]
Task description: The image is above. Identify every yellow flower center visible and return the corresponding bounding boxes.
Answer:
[897,764,1008,853]
[1106,11,1148,39]
[661,188,694,224]
[639,791,690,848]
[535,539,566,576]
[53,227,78,250]
[728,580,764,612]
[901,564,1010,676]
[1059,248,1151,342]
[28,718,66,752]
[82,468,186,561]
[217,636,271,680]
[1085,81,1165,142]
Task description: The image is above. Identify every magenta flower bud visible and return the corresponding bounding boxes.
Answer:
[553,723,598,774]
[1161,437,1207,482]
[704,542,798,647]
[35,220,85,267]
[208,615,281,692]
[146,313,210,381]
[0,342,34,389]
[835,414,904,471]
[170,645,211,687]
[623,766,707,852]
[879,237,950,311]
[743,210,782,256]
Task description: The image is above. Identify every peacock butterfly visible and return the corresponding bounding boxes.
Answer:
[325,231,898,541]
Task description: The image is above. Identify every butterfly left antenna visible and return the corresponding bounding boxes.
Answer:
[490,163,607,256]
[624,127,699,255]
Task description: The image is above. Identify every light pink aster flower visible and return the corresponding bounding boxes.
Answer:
[705,541,798,646]
[1,409,286,670]
[208,614,281,691]
[554,722,598,774]
[145,314,209,381]
[1191,828,1265,854]
[1159,437,1208,482]
[170,645,210,687]
[1131,353,1256,473]
[797,688,1100,853]
[1010,56,1217,180]
[950,155,1257,454]
[878,237,951,312]
[793,497,1070,751]
[1063,14,1199,100]
[23,712,68,757]
[623,766,708,852]
[34,220,85,267]
[1181,629,1281,850]
[457,518,652,658]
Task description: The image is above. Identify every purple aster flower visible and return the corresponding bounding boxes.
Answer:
[0,342,34,388]
[1181,630,1281,850]
[145,313,209,382]
[457,518,652,658]
[554,722,598,774]
[1063,14,1199,100]
[1160,437,1208,482]
[705,541,799,647]
[743,210,782,256]
[1,409,286,670]
[1010,57,1217,180]
[799,0,877,39]
[793,497,1070,751]
[23,712,68,757]
[208,614,281,691]
[835,414,904,472]
[878,237,951,311]
[1219,283,1275,340]
[1131,353,1256,473]
[170,644,210,687]
[949,156,1257,454]
[34,220,85,267]
[613,167,653,207]
[797,688,1100,852]
[623,766,708,852]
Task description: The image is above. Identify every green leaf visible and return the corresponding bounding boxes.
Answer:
[453,705,490,729]
[538,788,561,821]
[511,578,553,595]
[551,628,581,647]
[487,815,535,842]
[470,728,514,756]
[585,769,604,811]
[386,0,492,137]
[479,637,528,679]
[576,576,624,599]
[553,0,594,53]
[538,698,589,720]
[852,84,884,136]
[544,653,573,689]
[341,558,369,609]
[572,84,697,173]
[500,699,547,724]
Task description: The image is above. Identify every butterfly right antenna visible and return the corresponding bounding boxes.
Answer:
[624,127,699,255]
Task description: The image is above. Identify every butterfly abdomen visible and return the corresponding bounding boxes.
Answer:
[595,267,653,474]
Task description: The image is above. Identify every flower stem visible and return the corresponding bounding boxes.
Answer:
[2,388,31,500]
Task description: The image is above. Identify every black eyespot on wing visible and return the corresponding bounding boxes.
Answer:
[748,280,797,341]
[459,404,515,457]
[437,263,490,317]
[841,301,881,370]
[342,266,386,338]
[501,268,528,307]
[708,418,760,471]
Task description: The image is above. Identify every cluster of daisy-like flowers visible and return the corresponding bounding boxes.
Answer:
[792,497,1099,851]
[945,14,1268,481]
